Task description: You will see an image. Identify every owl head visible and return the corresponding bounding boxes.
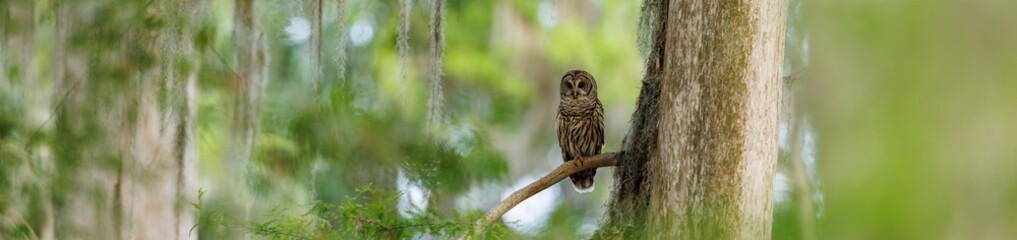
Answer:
[560,70,598,101]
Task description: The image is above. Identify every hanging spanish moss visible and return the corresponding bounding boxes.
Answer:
[171,1,204,239]
[306,0,322,203]
[334,0,349,86]
[228,0,265,235]
[636,0,665,62]
[309,0,323,95]
[398,0,411,102]
[597,0,665,237]
[426,0,445,131]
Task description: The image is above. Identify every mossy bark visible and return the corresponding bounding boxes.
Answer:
[598,1,786,239]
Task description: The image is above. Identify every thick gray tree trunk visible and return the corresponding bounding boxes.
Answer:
[599,1,786,239]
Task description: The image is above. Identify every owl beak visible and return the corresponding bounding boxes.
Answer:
[572,91,577,99]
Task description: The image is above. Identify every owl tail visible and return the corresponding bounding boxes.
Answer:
[569,169,596,193]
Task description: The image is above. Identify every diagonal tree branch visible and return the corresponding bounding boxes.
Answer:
[469,152,621,236]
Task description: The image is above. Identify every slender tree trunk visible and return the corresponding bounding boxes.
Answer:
[397,0,411,101]
[335,0,349,86]
[170,2,204,239]
[171,56,199,240]
[229,0,266,238]
[599,1,786,239]
[782,76,816,240]
[427,0,446,130]
[309,0,323,94]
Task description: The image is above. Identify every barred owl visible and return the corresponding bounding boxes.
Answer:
[556,70,604,193]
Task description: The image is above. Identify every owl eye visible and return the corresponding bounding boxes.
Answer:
[577,82,586,89]
[566,82,573,89]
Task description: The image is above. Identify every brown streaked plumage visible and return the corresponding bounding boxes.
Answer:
[556,70,604,193]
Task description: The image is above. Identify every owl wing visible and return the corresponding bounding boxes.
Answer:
[594,100,605,155]
[556,111,573,162]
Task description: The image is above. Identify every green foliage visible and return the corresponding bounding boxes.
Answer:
[0,89,22,138]
[196,185,507,239]
[2,0,657,238]
[0,88,46,240]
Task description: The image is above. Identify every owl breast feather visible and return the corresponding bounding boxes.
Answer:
[558,99,601,116]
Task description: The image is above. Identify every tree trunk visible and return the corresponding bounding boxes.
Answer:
[228,0,266,238]
[169,2,204,239]
[426,0,446,130]
[599,1,786,239]
[52,2,128,238]
[47,1,202,239]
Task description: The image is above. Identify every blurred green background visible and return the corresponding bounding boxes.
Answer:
[2,0,1016,239]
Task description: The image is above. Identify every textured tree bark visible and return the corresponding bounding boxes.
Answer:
[598,0,786,239]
